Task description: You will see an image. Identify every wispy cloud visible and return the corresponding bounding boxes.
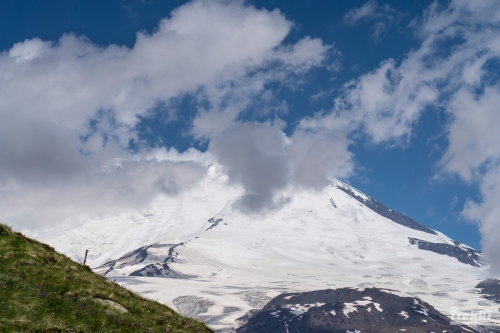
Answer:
[344,0,401,39]
[345,1,376,23]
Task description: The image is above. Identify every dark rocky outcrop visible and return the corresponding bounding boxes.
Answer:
[477,279,500,303]
[96,244,154,276]
[129,242,190,278]
[409,237,483,267]
[205,217,224,231]
[237,288,480,333]
[129,262,183,278]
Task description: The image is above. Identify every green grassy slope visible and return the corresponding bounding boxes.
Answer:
[0,224,213,333]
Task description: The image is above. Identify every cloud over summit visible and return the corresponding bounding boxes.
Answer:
[209,123,352,212]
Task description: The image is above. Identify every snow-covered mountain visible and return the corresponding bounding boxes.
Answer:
[34,166,499,332]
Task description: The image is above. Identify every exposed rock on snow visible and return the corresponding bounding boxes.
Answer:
[477,279,500,304]
[408,237,484,267]
[95,244,153,276]
[129,242,196,278]
[206,217,224,231]
[129,262,193,278]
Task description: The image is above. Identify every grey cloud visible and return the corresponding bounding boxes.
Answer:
[0,155,207,229]
[209,123,290,212]
[209,123,353,213]
[289,129,353,189]
[0,117,91,184]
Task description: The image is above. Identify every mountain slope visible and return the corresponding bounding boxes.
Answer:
[30,168,500,332]
[0,224,212,333]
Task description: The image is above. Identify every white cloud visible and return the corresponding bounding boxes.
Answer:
[344,1,400,39]
[344,0,380,25]
[190,35,331,140]
[306,0,500,146]
[272,37,330,72]
[0,0,332,230]
[462,166,500,276]
[441,86,500,180]
[8,38,51,63]
[0,0,294,131]
[442,85,500,276]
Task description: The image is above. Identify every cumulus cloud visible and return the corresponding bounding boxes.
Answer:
[8,38,52,63]
[0,0,294,133]
[0,0,332,230]
[418,0,500,277]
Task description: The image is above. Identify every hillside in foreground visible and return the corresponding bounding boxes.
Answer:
[0,224,213,333]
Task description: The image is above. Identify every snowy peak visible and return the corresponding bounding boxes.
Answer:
[330,178,484,266]
[331,179,437,235]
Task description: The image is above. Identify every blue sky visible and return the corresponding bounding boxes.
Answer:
[1,0,500,272]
